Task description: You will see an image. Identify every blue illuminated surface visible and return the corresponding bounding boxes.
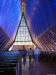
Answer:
[0,0,56,37]
[0,0,21,38]
[26,0,56,36]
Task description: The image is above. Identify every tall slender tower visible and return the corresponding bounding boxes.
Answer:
[9,2,35,51]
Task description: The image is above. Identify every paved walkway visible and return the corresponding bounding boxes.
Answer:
[22,57,56,75]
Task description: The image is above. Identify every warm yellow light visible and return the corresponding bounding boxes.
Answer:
[22,2,26,13]
[22,2,25,5]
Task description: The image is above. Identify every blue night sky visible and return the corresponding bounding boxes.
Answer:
[0,0,21,38]
[0,0,56,38]
[26,0,56,36]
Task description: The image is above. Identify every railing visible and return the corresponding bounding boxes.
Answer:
[0,51,22,75]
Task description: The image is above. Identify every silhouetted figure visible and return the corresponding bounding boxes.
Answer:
[28,48,33,64]
[34,47,40,63]
[22,46,27,66]
[32,50,35,59]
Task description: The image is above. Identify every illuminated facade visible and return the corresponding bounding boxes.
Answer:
[0,0,55,52]
[13,15,34,45]
[9,14,34,50]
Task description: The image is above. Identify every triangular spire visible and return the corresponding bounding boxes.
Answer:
[13,15,34,45]
[9,2,35,51]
